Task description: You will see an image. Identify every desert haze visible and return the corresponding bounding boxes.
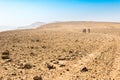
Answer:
[0,21,120,80]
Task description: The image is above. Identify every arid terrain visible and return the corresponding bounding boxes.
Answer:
[0,21,120,80]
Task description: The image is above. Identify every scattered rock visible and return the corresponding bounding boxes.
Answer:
[66,69,69,71]
[1,55,10,60]
[0,77,3,80]
[30,52,36,56]
[20,71,23,74]
[50,59,55,62]
[33,76,42,80]
[1,51,11,61]
[4,67,8,70]
[59,64,65,67]
[2,50,10,55]
[5,59,12,63]
[12,45,16,47]
[69,50,73,54]
[23,63,32,69]
[60,73,62,75]
[62,49,66,52]
[58,57,66,60]
[75,40,79,42]
[81,67,88,72]
[91,76,95,78]
[31,47,34,49]
[46,63,56,70]
[7,78,11,80]
[11,73,17,76]
[42,45,46,49]
[52,61,59,64]
[36,40,40,42]
[59,61,66,67]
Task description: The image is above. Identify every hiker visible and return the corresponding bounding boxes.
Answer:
[83,29,86,33]
[88,28,90,33]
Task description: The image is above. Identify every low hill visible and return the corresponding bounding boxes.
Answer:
[17,22,45,29]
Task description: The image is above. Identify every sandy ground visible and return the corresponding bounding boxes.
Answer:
[0,21,120,80]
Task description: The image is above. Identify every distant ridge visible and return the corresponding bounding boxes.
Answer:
[39,21,120,29]
[0,26,16,32]
[17,22,45,29]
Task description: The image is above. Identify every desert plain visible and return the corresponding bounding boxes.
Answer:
[0,21,120,80]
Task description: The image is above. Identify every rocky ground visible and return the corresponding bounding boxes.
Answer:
[0,22,120,80]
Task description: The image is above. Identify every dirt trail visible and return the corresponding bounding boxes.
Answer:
[109,35,120,79]
[53,33,120,80]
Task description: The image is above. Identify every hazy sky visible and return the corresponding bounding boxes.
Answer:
[0,0,120,26]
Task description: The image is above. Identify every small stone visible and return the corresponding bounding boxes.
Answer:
[36,40,39,42]
[4,67,8,70]
[1,56,10,60]
[66,69,69,71]
[31,47,34,49]
[2,50,9,55]
[58,57,66,60]
[81,67,88,72]
[33,76,42,80]
[11,73,17,76]
[23,63,32,69]
[30,52,36,56]
[69,50,73,54]
[46,63,56,70]
[59,64,65,67]
[0,77,3,80]
[42,46,46,49]
[52,61,59,64]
